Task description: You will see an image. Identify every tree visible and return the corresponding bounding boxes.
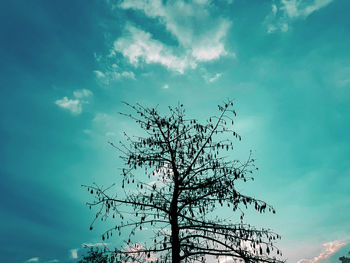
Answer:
[83,100,284,263]
[79,248,109,263]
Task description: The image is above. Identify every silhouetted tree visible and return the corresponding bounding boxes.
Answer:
[79,248,109,263]
[84,101,284,263]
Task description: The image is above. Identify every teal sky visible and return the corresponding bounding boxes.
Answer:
[1,0,350,262]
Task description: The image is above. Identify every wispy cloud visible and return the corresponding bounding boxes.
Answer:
[93,68,135,85]
[207,73,223,83]
[297,240,346,263]
[55,89,93,115]
[25,258,39,263]
[266,0,333,33]
[111,0,232,73]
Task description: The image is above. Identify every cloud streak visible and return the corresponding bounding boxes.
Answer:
[208,73,223,83]
[25,258,39,263]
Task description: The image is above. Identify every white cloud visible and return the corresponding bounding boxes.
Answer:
[266,0,333,33]
[71,249,78,259]
[163,84,169,89]
[114,0,232,73]
[297,240,346,263]
[208,73,223,83]
[55,97,82,115]
[192,45,226,62]
[55,89,93,115]
[114,25,194,73]
[25,258,39,263]
[191,21,231,62]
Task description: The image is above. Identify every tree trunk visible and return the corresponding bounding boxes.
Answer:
[171,215,180,263]
[170,170,180,263]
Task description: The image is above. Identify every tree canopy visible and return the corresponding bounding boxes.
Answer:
[83,100,284,263]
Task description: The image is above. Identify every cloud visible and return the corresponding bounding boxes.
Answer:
[163,84,169,89]
[93,69,136,85]
[113,0,232,73]
[73,89,93,99]
[25,257,59,263]
[297,240,346,263]
[71,249,78,259]
[55,97,82,114]
[25,258,39,263]
[281,0,333,18]
[93,70,105,79]
[55,89,92,115]
[266,0,333,33]
[191,21,231,62]
[208,73,223,83]
[114,25,194,73]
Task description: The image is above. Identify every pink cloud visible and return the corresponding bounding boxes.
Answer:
[297,240,346,263]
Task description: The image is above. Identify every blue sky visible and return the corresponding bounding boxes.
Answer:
[1,0,350,262]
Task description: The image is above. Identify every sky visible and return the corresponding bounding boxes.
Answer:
[0,0,350,262]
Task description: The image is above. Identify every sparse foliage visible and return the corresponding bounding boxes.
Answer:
[83,100,284,263]
[79,248,109,263]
